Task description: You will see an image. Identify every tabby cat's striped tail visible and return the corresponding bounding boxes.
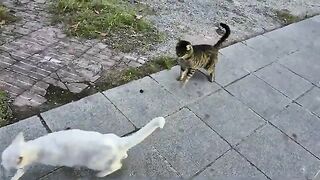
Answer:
[213,23,230,48]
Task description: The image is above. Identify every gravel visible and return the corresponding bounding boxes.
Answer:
[142,0,320,57]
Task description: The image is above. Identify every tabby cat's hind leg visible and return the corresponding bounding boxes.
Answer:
[208,66,216,82]
[208,72,215,82]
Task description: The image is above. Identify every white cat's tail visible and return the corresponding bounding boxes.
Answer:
[121,117,165,150]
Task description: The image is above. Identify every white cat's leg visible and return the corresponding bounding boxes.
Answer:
[96,162,122,177]
[121,153,128,159]
[11,169,25,180]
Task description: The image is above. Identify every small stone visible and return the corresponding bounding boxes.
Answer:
[124,55,137,61]
[292,133,297,140]
[43,56,51,61]
[137,58,146,64]
[128,60,142,68]
[66,83,88,93]
[13,27,33,35]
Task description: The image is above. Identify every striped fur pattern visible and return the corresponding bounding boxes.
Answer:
[176,23,230,86]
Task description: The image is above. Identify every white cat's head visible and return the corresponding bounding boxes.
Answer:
[1,132,26,171]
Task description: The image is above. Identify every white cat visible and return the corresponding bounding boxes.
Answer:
[1,117,165,180]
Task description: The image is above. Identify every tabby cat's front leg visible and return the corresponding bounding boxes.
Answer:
[182,68,196,87]
[177,66,188,81]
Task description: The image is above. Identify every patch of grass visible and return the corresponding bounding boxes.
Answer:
[50,0,163,53]
[0,4,19,26]
[275,9,300,25]
[94,55,177,91]
[0,90,13,127]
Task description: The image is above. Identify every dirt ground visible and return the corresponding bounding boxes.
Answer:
[142,0,320,57]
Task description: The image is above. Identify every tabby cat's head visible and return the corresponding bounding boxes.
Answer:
[176,40,193,59]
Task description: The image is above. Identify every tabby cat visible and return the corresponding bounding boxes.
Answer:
[175,23,230,86]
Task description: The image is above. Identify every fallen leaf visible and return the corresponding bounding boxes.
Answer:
[71,22,80,30]
[94,9,100,14]
[100,32,107,37]
[95,30,107,37]
[135,14,143,20]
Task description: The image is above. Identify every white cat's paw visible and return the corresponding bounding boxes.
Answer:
[122,153,128,159]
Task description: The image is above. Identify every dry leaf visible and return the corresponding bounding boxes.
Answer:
[71,22,80,30]
[95,30,107,37]
[100,32,107,37]
[94,9,100,14]
[135,14,143,20]
[0,20,6,25]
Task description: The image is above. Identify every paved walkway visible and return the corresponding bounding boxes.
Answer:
[0,0,144,107]
[1,16,320,180]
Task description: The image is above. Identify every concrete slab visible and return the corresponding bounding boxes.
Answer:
[103,77,182,127]
[243,34,292,62]
[0,116,54,180]
[278,49,320,87]
[197,150,267,179]
[188,90,265,145]
[272,103,320,158]
[263,17,320,54]
[297,86,320,117]
[41,93,135,136]
[194,177,267,180]
[311,15,320,23]
[150,108,230,178]
[220,42,274,73]
[39,144,179,180]
[254,62,313,100]
[226,74,291,120]
[151,66,220,105]
[236,125,320,179]
[215,53,249,87]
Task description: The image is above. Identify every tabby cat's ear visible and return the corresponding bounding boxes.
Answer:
[177,36,184,42]
[186,45,192,51]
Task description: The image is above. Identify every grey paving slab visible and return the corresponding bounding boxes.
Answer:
[197,150,267,179]
[39,144,179,180]
[150,108,230,178]
[272,103,320,158]
[226,74,291,120]
[195,177,267,180]
[243,34,292,62]
[278,49,320,87]
[103,76,182,127]
[220,42,274,73]
[311,15,320,23]
[188,89,265,145]
[0,116,55,180]
[41,93,135,136]
[263,17,320,54]
[215,53,249,86]
[254,62,313,100]
[236,124,320,179]
[151,66,220,105]
[297,86,320,117]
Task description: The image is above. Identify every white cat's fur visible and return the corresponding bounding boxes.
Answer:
[1,117,165,180]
